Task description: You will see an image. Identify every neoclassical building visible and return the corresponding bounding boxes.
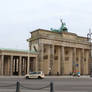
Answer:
[0,48,37,76]
[28,29,90,75]
[0,21,91,76]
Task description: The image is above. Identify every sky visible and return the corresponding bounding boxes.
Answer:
[0,0,92,50]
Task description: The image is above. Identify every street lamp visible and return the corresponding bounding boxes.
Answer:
[87,28,92,75]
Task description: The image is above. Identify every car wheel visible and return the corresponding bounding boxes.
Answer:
[26,76,29,79]
[38,76,42,79]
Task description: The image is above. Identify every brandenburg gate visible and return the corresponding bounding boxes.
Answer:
[28,29,90,75]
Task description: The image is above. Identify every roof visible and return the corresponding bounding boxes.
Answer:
[0,48,37,54]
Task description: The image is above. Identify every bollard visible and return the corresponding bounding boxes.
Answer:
[50,82,54,92]
[16,81,21,92]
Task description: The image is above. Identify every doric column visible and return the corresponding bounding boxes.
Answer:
[24,57,27,74]
[12,58,15,73]
[48,45,51,74]
[81,49,84,75]
[73,48,76,73]
[27,56,30,74]
[19,56,22,76]
[78,49,81,73]
[50,45,54,74]
[1,55,4,76]
[58,46,61,74]
[41,44,44,71]
[7,56,10,76]
[16,58,19,73]
[38,43,44,71]
[10,56,13,76]
[35,57,38,72]
[22,58,24,72]
[86,50,89,74]
[0,56,1,75]
[61,46,65,75]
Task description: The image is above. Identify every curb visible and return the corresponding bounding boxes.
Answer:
[0,76,91,79]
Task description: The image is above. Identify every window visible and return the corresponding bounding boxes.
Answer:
[65,50,69,55]
[54,49,56,54]
[44,48,46,53]
[44,55,48,59]
[84,58,86,62]
[54,56,58,60]
[76,57,79,61]
[65,57,69,61]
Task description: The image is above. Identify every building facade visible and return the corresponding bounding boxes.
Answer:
[28,29,90,75]
[0,28,91,76]
[0,48,38,76]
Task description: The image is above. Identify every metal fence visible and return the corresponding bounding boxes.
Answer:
[0,81,54,92]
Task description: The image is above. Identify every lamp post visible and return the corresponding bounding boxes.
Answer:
[87,29,92,75]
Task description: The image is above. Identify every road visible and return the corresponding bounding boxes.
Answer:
[0,77,92,92]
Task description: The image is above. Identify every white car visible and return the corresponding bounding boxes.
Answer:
[25,71,45,79]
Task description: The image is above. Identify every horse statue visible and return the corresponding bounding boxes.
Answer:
[50,19,68,32]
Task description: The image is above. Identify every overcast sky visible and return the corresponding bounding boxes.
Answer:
[0,0,92,50]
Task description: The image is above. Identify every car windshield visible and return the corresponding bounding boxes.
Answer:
[29,72,42,74]
[29,72,36,74]
[37,72,42,74]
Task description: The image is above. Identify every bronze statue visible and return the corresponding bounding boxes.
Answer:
[51,19,68,32]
